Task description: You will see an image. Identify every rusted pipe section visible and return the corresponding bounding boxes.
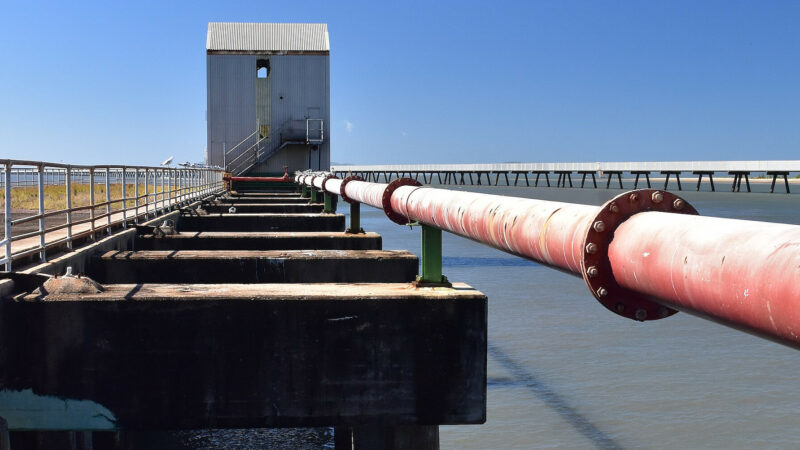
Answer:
[341,180,389,210]
[391,185,597,273]
[325,178,343,194]
[609,212,800,347]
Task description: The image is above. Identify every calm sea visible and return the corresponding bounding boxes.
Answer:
[177,183,800,449]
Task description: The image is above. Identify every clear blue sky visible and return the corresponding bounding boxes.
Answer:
[0,0,798,166]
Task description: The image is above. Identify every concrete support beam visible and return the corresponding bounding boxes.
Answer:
[213,197,310,204]
[178,213,346,232]
[88,250,418,283]
[1,283,487,430]
[135,231,382,251]
[204,203,324,214]
[228,192,301,197]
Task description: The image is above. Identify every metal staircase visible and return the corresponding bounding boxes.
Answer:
[225,119,323,175]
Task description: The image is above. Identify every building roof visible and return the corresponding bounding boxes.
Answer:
[207,22,329,54]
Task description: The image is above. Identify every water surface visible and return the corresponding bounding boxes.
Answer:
[361,185,800,449]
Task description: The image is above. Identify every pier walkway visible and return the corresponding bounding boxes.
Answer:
[332,161,800,193]
[0,184,486,450]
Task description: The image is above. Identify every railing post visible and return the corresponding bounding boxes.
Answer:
[134,168,139,223]
[310,188,319,203]
[38,164,46,261]
[168,168,173,209]
[148,169,154,217]
[89,168,95,239]
[65,166,73,250]
[121,167,127,228]
[419,225,445,285]
[4,162,12,270]
[105,167,111,232]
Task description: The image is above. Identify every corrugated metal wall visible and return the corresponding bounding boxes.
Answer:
[267,55,330,171]
[207,54,330,172]
[206,54,258,168]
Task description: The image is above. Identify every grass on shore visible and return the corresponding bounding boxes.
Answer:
[0,183,196,211]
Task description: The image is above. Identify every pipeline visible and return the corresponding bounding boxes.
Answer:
[295,172,800,349]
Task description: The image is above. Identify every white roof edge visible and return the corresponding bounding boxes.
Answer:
[206,22,330,52]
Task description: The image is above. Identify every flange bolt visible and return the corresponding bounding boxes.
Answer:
[635,309,648,321]
[593,220,606,232]
[651,191,664,203]
[629,193,639,202]
[596,287,608,298]
[586,266,598,278]
[585,242,598,254]
[609,202,619,213]
[673,198,684,210]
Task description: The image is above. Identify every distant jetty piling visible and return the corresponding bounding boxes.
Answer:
[330,161,800,193]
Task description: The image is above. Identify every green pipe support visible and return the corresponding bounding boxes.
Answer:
[310,189,319,203]
[419,225,447,285]
[346,202,363,234]
[323,192,336,213]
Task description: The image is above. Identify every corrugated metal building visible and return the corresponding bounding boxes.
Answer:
[206,22,330,174]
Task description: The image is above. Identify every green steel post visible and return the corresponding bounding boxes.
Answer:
[301,185,308,197]
[347,202,362,233]
[323,192,336,213]
[420,225,444,283]
[311,189,319,203]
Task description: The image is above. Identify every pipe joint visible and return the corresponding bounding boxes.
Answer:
[382,178,422,225]
[320,174,338,193]
[339,176,363,204]
[581,189,698,322]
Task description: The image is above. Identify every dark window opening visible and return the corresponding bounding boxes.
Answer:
[256,59,270,78]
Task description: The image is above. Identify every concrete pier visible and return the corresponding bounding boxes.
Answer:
[89,249,419,283]
[135,231,382,250]
[212,196,311,204]
[179,213,346,232]
[2,189,488,450]
[1,283,486,429]
[204,203,323,213]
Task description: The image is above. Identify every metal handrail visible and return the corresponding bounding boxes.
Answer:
[0,160,225,270]
[225,130,259,156]
[227,135,270,174]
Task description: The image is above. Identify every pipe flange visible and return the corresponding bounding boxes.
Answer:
[581,189,698,322]
[383,178,421,225]
[339,176,363,204]
[320,174,338,193]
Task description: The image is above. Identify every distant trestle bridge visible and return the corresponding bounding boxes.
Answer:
[331,161,800,193]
